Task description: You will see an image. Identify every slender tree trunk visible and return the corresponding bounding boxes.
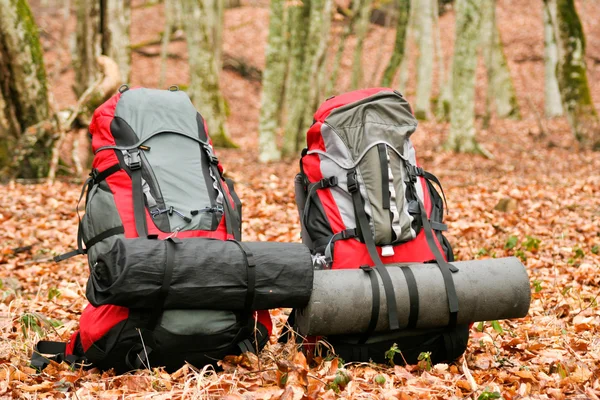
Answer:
[258,0,287,162]
[432,0,449,120]
[73,0,102,97]
[547,0,599,149]
[350,0,373,89]
[101,0,132,84]
[397,0,417,92]
[445,0,487,155]
[481,0,519,120]
[159,0,174,88]
[543,0,563,117]
[305,0,333,118]
[381,0,411,87]
[326,0,361,96]
[182,0,235,147]
[0,0,53,178]
[282,1,310,156]
[414,0,433,119]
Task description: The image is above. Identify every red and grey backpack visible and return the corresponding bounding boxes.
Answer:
[294,88,468,364]
[33,87,272,373]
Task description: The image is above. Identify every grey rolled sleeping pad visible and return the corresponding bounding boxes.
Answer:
[295,257,531,336]
[87,237,314,310]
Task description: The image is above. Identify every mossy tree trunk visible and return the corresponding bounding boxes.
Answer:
[258,0,287,162]
[414,0,433,119]
[481,0,520,120]
[350,0,374,90]
[282,0,310,157]
[381,0,411,87]
[547,0,598,149]
[101,0,131,84]
[182,0,235,147]
[543,0,563,117]
[0,0,53,178]
[445,0,486,154]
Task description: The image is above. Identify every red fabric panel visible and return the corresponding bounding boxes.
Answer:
[65,331,79,356]
[255,310,273,336]
[89,92,121,152]
[79,304,129,352]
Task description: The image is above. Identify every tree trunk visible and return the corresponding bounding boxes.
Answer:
[326,0,361,96]
[101,0,132,84]
[282,1,310,157]
[381,0,411,87]
[481,0,520,120]
[543,0,563,118]
[414,0,433,119]
[548,0,599,149]
[350,0,373,90]
[181,0,235,147]
[258,0,287,162]
[432,0,449,120]
[445,0,486,154]
[397,0,417,92]
[73,0,102,97]
[0,0,53,178]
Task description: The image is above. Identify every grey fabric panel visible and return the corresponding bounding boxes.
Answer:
[320,124,357,230]
[82,181,126,265]
[114,88,201,141]
[159,310,237,335]
[143,135,213,231]
[325,91,417,157]
[357,146,389,243]
[323,91,418,246]
[385,148,402,240]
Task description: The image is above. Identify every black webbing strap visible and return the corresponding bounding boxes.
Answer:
[84,226,125,249]
[400,267,419,329]
[147,237,180,330]
[347,170,399,332]
[377,144,390,210]
[238,339,255,354]
[31,338,87,371]
[417,197,459,327]
[54,177,92,262]
[430,221,448,231]
[359,265,380,344]
[409,165,449,213]
[91,163,121,184]
[302,176,338,231]
[224,177,243,233]
[228,240,256,313]
[314,228,357,250]
[129,149,148,238]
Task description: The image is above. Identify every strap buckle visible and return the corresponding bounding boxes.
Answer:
[360,265,373,273]
[347,171,358,193]
[129,149,142,170]
[326,176,338,187]
[89,169,99,182]
[202,144,219,165]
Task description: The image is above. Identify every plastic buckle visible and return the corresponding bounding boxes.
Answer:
[360,265,373,273]
[347,172,358,193]
[203,144,219,165]
[327,176,338,187]
[129,149,142,170]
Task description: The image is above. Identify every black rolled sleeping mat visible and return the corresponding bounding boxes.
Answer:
[86,237,314,310]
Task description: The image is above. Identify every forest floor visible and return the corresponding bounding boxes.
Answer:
[1,0,600,398]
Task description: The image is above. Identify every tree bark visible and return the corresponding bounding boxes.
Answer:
[481,0,520,120]
[101,0,132,84]
[0,0,52,178]
[326,0,361,96]
[258,0,287,162]
[445,0,487,155]
[414,0,433,119]
[543,0,563,118]
[181,0,235,147]
[381,0,411,87]
[73,0,102,97]
[548,0,599,149]
[282,1,310,157]
[350,0,373,90]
